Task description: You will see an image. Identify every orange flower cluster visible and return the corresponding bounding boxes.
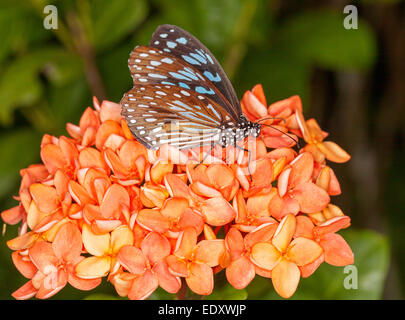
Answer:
[1,84,353,300]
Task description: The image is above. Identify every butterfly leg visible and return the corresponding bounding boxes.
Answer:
[194,143,216,169]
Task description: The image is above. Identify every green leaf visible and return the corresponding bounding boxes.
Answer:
[0,129,41,201]
[246,229,390,299]
[235,47,310,105]
[0,1,50,63]
[83,294,123,300]
[206,283,247,300]
[87,0,148,51]
[147,287,176,300]
[0,47,82,125]
[276,9,377,71]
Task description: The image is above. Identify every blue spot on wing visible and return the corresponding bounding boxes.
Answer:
[167,41,177,48]
[176,37,187,44]
[203,71,221,82]
[195,86,215,95]
[168,72,191,81]
[182,55,201,65]
[190,53,207,64]
[179,82,190,89]
[178,70,198,81]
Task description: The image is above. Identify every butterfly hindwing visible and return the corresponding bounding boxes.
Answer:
[121,84,231,150]
[149,24,241,119]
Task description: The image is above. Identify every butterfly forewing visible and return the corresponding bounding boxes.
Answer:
[149,24,241,120]
[129,45,239,123]
[121,84,229,150]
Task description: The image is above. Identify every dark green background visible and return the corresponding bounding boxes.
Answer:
[0,0,402,299]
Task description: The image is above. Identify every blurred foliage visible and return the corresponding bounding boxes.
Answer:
[0,0,400,300]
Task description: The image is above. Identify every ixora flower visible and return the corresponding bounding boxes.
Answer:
[1,84,353,300]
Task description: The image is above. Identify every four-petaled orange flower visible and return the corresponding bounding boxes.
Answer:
[1,85,354,300]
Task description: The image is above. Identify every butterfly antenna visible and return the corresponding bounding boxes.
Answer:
[260,123,301,149]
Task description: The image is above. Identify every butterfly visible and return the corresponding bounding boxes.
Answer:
[121,24,266,157]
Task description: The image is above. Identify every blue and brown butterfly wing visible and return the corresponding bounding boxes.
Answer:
[128,45,238,123]
[121,84,228,150]
[148,24,241,120]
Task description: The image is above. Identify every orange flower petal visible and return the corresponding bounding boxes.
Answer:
[250,158,273,190]
[190,181,222,198]
[68,272,102,291]
[226,255,255,289]
[81,223,110,256]
[7,231,39,251]
[252,84,267,106]
[166,255,189,277]
[2,205,24,225]
[11,251,37,278]
[291,182,330,213]
[103,148,130,178]
[140,183,169,208]
[141,232,171,265]
[161,197,189,220]
[246,188,275,218]
[225,227,245,260]
[242,91,268,118]
[186,262,214,296]
[100,184,130,219]
[272,214,296,252]
[52,222,82,262]
[317,141,351,163]
[178,208,204,235]
[286,237,323,266]
[299,254,324,278]
[29,183,59,213]
[79,147,107,171]
[95,120,123,150]
[110,225,134,253]
[28,241,58,273]
[164,174,191,199]
[110,272,136,297]
[69,180,95,206]
[75,256,111,279]
[137,209,170,234]
[194,240,225,267]
[36,269,68,299]
[99,101,122,123]
[117,245,147,275]
[320,233,354,266]
[12,281,37,300]
[206,164,235,189]
[271,259,300,299]
[40,144,67,174]
[313,216,351,238]
[79,107,100,132]
[201,197,235,226]
[244,221,278,249]
[289,152,314,188]
[151,160,174,185]
[294,215,315,239]
[153,260,181,294]
[174,227,197,260]
[250,242,281,271]
[128,269,158,300]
